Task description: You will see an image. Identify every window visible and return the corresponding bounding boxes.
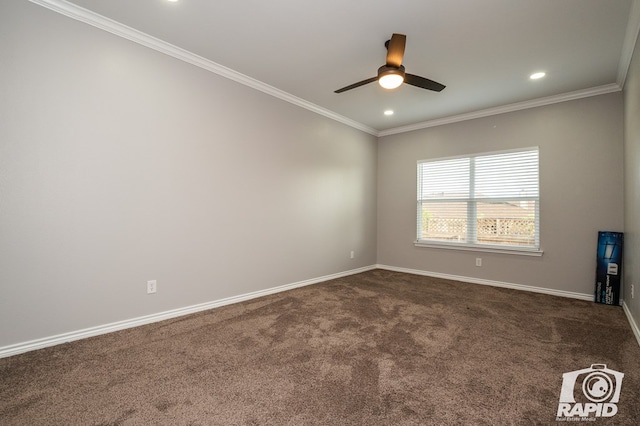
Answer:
[416,148,541,255]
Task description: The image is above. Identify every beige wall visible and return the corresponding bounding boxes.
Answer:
[624,30,640,329]
[0,2,378,347]
[378,93,624,295]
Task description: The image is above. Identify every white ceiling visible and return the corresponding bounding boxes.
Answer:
[37,0,639,134]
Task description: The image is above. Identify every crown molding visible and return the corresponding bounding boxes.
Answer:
[618,0,640,87]
[378,84,622,137]
[28,0,378,136]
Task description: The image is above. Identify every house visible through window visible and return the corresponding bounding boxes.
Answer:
[416,148,540,254]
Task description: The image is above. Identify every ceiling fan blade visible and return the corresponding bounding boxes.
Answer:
[386,33,406,68]
[405,73,446,92]
[334,76,378,93]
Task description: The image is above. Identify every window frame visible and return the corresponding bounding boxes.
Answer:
[415,147,543,256]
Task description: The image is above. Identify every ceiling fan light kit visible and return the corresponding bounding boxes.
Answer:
[335,33,446,94]
[378,65,405,89]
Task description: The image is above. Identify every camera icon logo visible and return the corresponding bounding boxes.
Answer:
[557,364,624,419]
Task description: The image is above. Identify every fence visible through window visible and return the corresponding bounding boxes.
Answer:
[421,215,536,246]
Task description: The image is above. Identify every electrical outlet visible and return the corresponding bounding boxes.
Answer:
[475,258,482,267]
[147,280,157,294]
[350,251,355,259]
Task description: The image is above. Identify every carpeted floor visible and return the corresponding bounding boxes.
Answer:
[1,269,639,425]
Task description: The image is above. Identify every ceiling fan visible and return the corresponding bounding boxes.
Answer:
[334,33,446,94]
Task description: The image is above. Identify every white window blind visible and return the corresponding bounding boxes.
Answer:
[417,148,540,252]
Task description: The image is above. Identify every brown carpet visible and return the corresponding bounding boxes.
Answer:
[1,269,639,425]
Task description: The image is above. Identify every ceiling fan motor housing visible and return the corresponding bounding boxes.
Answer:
[378,64,406,80]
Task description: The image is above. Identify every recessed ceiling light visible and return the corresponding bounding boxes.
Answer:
[530,72,546,80]
[167,0,179,2]
[384,110,394,116]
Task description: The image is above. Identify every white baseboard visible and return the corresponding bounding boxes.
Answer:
[0,265,377,359]
[622,301,640,348]
[376,264,594,301]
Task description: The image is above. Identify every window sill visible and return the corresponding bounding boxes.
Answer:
[414,241,544,257]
